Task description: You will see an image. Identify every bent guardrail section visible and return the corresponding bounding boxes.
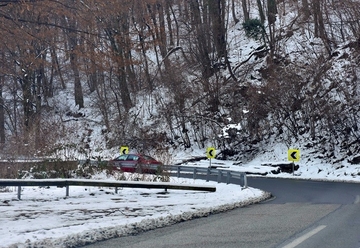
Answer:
[166,165,247,188]
[78,160,248,188]
[0,179,216,200]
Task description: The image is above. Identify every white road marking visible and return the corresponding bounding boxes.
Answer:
[282,225,326,248]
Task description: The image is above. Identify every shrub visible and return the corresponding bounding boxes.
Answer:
[242,19,264,40]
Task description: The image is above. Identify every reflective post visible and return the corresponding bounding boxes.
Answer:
[17,186,21,200]
[66,185,69,197]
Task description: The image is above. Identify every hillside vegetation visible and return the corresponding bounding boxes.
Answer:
[0,0,359,165]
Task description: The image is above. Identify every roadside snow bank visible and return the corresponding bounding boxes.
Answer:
[0,178,269,248]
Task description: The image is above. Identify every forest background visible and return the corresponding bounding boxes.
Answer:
[0,0,359,165]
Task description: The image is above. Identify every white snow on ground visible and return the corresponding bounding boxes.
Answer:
[0,151,360,247]
[1,145,360,247]
[0,174,267,248]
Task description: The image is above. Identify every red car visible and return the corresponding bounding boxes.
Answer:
[110,154,163,174]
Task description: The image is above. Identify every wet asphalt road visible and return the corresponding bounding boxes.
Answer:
[81,177,360,248]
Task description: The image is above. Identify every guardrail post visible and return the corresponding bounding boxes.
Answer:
[66,185,69,197]
[193,168,197,179]
[243,173,248,188]
[115,187,118,194]
[226,171,231,184]
[177,166,181,177]
[206,167,210,182]
[17,186,21,200]
[217,170,222,183]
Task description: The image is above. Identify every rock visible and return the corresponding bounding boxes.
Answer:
[349,155,360,164]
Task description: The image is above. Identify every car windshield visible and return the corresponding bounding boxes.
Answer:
[127,154,139,161]
[115,155,128,161]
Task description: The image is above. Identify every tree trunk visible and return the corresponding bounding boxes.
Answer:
[267,0,277,57]
[312,0,330,54]
[242,0,250,22]
[301,0,310,20]
[67,16,84,109]
[21,71,34,140]
[189,0,213,80]
[267,0,277,25]
[0,76,5,145]
[256,0,266,24]
[165,0,174,47]
[34,69,42,149]
[70,51,84,109]
[50,47,65,90]
[118,71,133,112]
[209,0,227,59]
[232,0,239,23]
[157,1,169,70]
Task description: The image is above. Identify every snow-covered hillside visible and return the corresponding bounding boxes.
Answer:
[51,1,360,169]
[0,1,359,171]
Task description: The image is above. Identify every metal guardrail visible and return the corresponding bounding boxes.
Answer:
[0,179,216,200]
[0,162,247,200]
[166,165,247,188]
[78,160,248,188]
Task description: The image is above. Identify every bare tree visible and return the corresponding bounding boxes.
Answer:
[256,0,266,24]
[301,0,310,19]
[0,71,5,144]
[312,0,331,54]
[241,0,250,22]
[267,0,278,57]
